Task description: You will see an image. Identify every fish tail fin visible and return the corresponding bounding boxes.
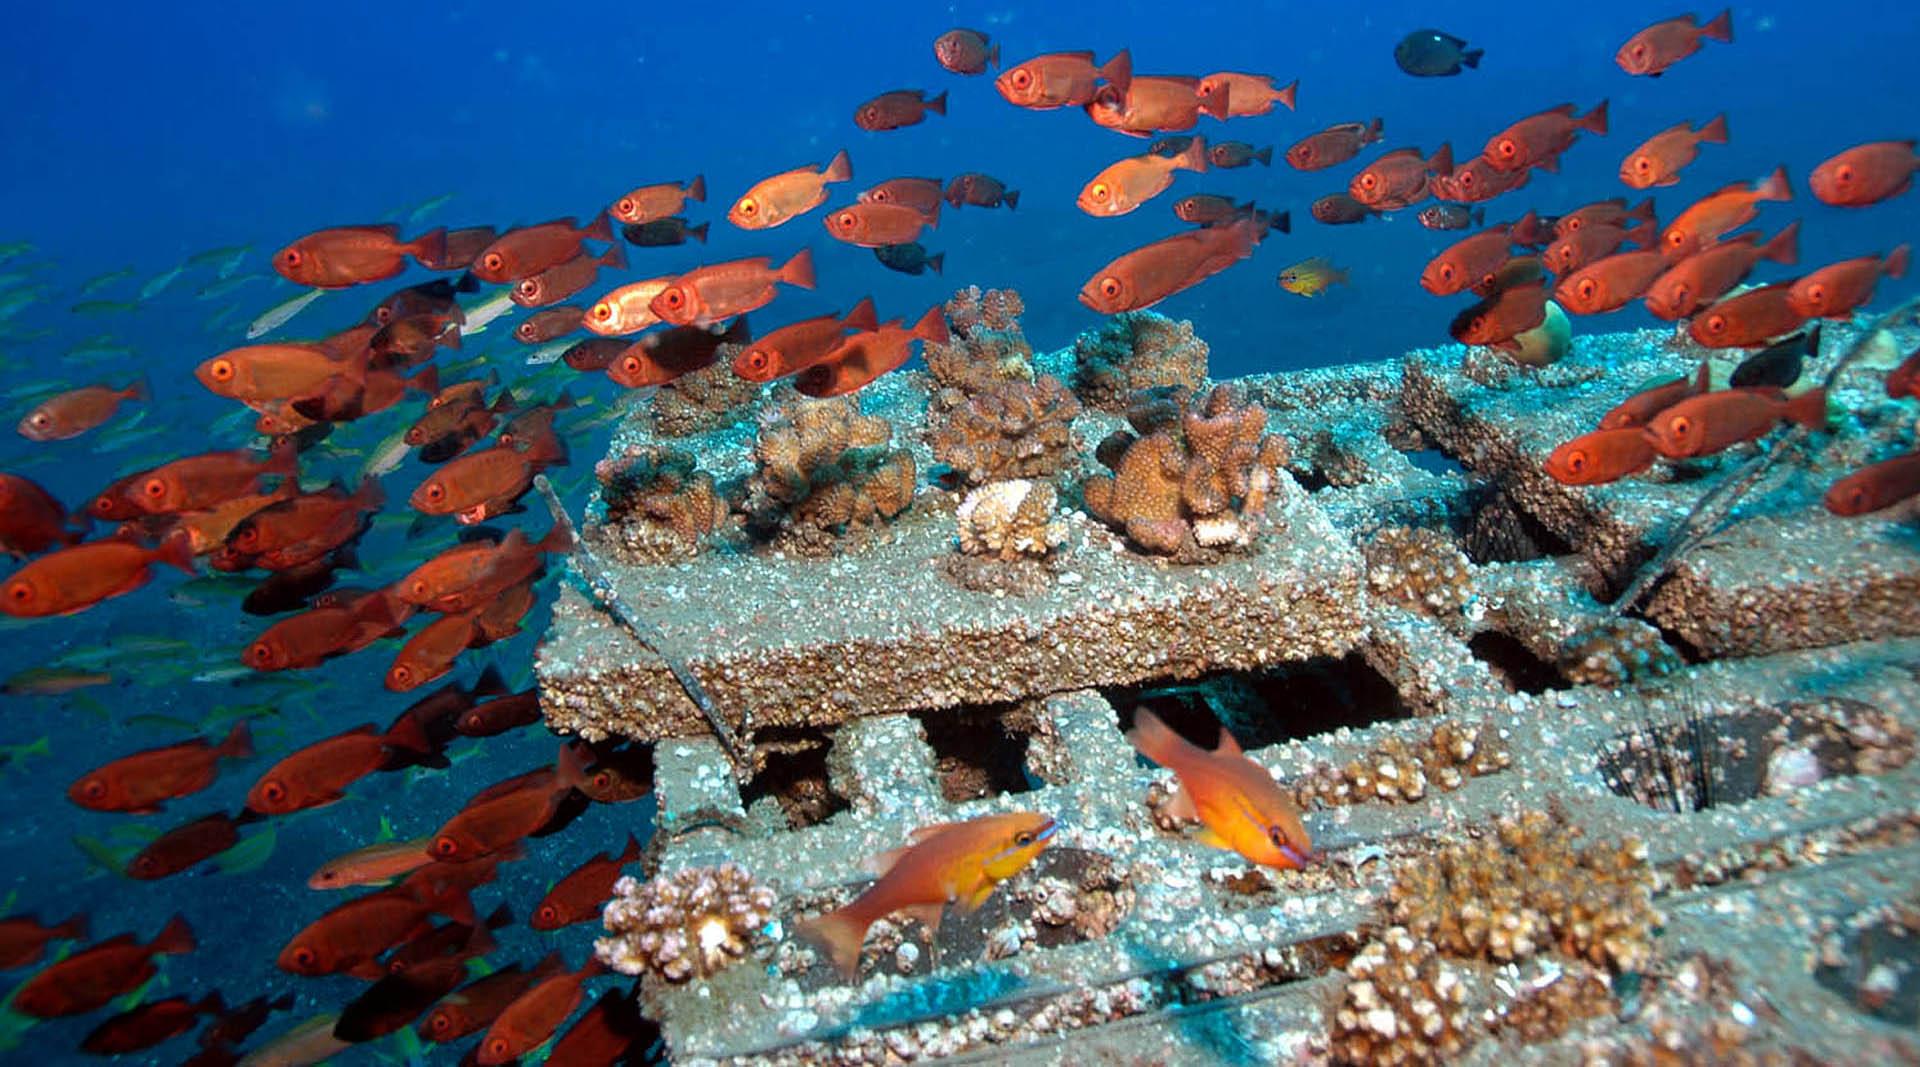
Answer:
[1197,83,1230,121]
[1759,165,1792,202]
[1365,117,1385,143]
[601,242,627,270]
[1581,99,1610,136]
[910,305,950,345]
[1761,220,1800,265]
[155,529,197,576]
[473,664,511,698]
[1472,207,1485,227]
[264,435,300,478]
[1699,112,1730,144]
[1703,7,1734,42]
[797,906,871,979]
[1125,707,1199,768]
[1276,79,1299,111]
[1177,136,1209,174]
[583,213,614,242]
[382,709,434,756]
[823,149,853,184]
[1099,48,1131,95]
[53,913,88,941]
[842,296,880,333]
[1255,145,1273,166]
[123,376,149,403]
[1785,387,1829,431]
[1462,49,1484,69]
[1629,196,1658,225]
[1003,189,1020,210]
[535,522,575,555]
[1625,216,1659,248]
[988,42,1001,70]
[927,89,948,116]
[217,720,254,761]
[409,228,448,269]
[153,914,195,956]
[778,248,817,290]
[618,833,643,864]
[927,252,946,275]
[1428,141,1454,176]
[1332,264,1352,286]
[408,363,440,396]
[923,200,941,229]
[555,740,593,793]
[439,325,462,351]
[682,174,707,203]
[1885,243,1911,279]
[689,221,710,244]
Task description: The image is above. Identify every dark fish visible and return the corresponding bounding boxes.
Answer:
[1310,194,1375,225]
[873,243,945,276]
[1395,29,1483,76]
[1149,135,1196,158]
[621,218,709,247]
[1418,204,1483,231]
[1731,325,1820,389]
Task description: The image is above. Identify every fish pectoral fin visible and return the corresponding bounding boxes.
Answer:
[1164,783,1199,823]
[1193,826,1234,852]
[957,882,998,914]
[901,902,945,937]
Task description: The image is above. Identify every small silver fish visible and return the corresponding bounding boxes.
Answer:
[247,288,327,339]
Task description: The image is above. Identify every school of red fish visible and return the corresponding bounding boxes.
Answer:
[1,12,1918,1063]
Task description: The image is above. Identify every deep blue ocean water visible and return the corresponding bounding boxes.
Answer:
[0,3,1915,1062]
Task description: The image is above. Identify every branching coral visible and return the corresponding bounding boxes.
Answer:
[596,864,776,983]
[741,397,916,556]
[925,286,1033,395]
[1069,310,1209,413]
[929,375,1082,486]
[1364,526,1475,616]
[1081,384,1289,560]
[593,446,731,563]
[649,346,762,438]
[1291,721,1511,810]
[1329,926,1474,1066]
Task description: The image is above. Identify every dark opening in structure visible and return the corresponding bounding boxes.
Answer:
[1401,449,1466,479]
[1105,651,1411,754]
[914,705,1036,803]
[742,724,848,829]
[1469,630,1570,694]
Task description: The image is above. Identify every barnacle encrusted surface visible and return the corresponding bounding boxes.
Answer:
[929,374,1082,486]
[1069,310,1209,412]
[1558,616,1684,687]
[740,396,916,556]
[1329,926,1474,1066]
[596,864,776,983]
[593,445,730,564]
[1081,383,1289,560]
[1364,526,1474,616]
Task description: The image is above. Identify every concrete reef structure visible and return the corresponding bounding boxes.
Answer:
[540,306,1920,1063]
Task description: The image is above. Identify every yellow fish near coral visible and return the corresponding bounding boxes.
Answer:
[797,811,1056,978]
[1278,256,1350,297]
[1127,708,1314,869]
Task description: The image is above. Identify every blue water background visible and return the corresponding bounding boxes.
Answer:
[0,2,1915,1062]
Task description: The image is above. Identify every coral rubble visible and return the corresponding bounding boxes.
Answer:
[1290,720,1511,810]
[596,864,776,983]
[740,397,916,556]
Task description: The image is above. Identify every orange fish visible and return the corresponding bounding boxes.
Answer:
[1079,215,1267,313]
[1660,166,1791,259]
[1788,245,1910,319]
[1621,114,1728,189]
[531,835,642,931]
[1689,281,1809,347]
[943,172,1020,210]
[419,957,562,1044]
[1173,194,1243,226]
[386,611,483,692]
[1196,71,1296,116]
[1811,140,1920,207]
[823,201,940,247]
[575,747,653,802]
[610,176,706,225]
[0,475,81,559]
[2,532,194,618]
[367,274,477,328]
[248,720,428,815]
[515,305,586,344]
[855,89,947,131]
[734,299,878,381]
[1544,428,1659,485]
[1127,708,1312,869]
[10,915,194,1018]
[1600,363,1712,430]
[1544,219,1657,276]
[933,28,997,75]
[225,477,384,566]
[472,216,614,283]
[134,440,297,515]
[650,250,815,327]
[430,745,589,862]
[370,311,463,369]
[274,226,447,289]
[995,49,1130,109]
[1078,138,1208,217]
[395,526,566,614]
[67,722,250,814]
[81,993,226,1055]
[728,151,852,230]
[1826,452,1920,516]
[564,337,628,372]
[242,590,410,671]
[549,988,651,1065]
[1349,144,1452,210]
[455,688,543,738]
[1616,8,1733,76]
[410,433,567,523]
[584,276,674,336]
[794,307,950,398]
[195,342,355,403]
[475,956,606,1064]
[1645,386,1827,458]
[125,811,251,880]
[1420,226,1515,296]
[797,812,1056,977]
[1287,118,1383,171]
[1888,347,1920,400]
[1509,210,1560,249]
[1428,155,1531,202]
[1643,222,1799,320]
[1484,101,1607,173]
[309,837,436,891]
[0,914,87,970]
[1554,250,1672,314]
[1451,279,1549,347]
[607,318,750,389]
[1557,197,1656,237]
[1085,77,1227,136]
[859,177,946,216]
[512,243,625,308]
[421,227,496,271]
[278,882,471,979]
[17,380,144,441]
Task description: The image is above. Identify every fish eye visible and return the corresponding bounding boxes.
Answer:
[1567,450,1588,472]
[1439,264,1455,281]
[616,197,635,216]
[410,579,430,598]
[836,211,856,229]
[81,778,106,799]
[430,1013,452,1033]
[291,946,315,969]
[390,665,413,687]
[862,107,878,123]
[209,359,235,381]
[486,1039,509,1060]
[1804,284,1827,307]
[1011,70,1031,88]
[432,836,459,858]
[1671,415,1694,437]
[1014,830,1035,846]
[482,253,504,273]
[262,780,286,803]
[1099,277,1122,298]
[537,905,558,925]
[1267,826,1287,848]
[1704,315,1726,335]
[593,771,614,789]
[1090,183,1109,201]
[1578,279,1597,300]
[425,483,445,503]
[280,249,301,266]
[1360,174,1377,189]
[1460,172,1477,187]
[29,412,48,427]
[591,303,613,322]
[1836,164,1855,184]
[516,279,538,298]
[738,198,758,216]
[744,350,770,373]
[664,290,684,308]
[621,356,642,376]
[1631,44,1646,58]
[141,478,166,499]
[1497,139,1517,158]
[1634,158,1652,173]
[1846,487,1868,511]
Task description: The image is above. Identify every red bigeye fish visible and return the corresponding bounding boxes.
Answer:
[1689,281,1809,347]
[733,298,878,381]
[516,306,585,346]
[194,341,358,404]
[933,28,997,75]
[2,532,195,618]
[134,440,297,515]
[1085,77,1228,137]
[607,318,751,389]
[1660,167,1791,259]
[1545,220,1655,276]
[10,915,194,1018]
[1349,144,1452,210]
[1077,138,1208,217]
[1826,452,1920,516]
[419,958,561,1043]
[854,89,947,131]
[796,812,1056,978]
[429,745,591,862]
[650,250,815,327]
[1787,245,1910,319]
[1554,250,1673,314]
[1600,363,1712,430]
[471,216,614,283]
[1484,101,1607,173]
[1557,197,1654,237]
[1644,386,1827,458]
[1420,226,1515,296]
[1616,8,1733,76]
[530,835,642,930]
[456,689,543,738]
[511,243,625,308]
[1128,709,1311,869]
[17,380,144,441]
[277,882,473,980]
[475,956,608,1064]
[0,914,87,970]
[1429,156,1531,203]
[1642,221,1799,320]
[386,610,483,692]
[1174,194,1244,226]
[584,277,674,336]
[1209,141,1272,168]
[1079,215,1267,313]
[943,172,1020,210]
[124,811,256,879]
[729,151,852,230]
[410,432,568,522]
[1287,118,1383,171]
[1811,140,1920,207]
[82,993,226,1055]
[0,474,81,558]
[1195,71,1296,116]
[395,526,567,614]
[1450,279,1549,348]
[1888,347,1920,401]
[823,200,940,247]
[1544,428,1659,485]
[1311,194,1375,225]
[274,226,448,288]
[247,720,430,815]
[1621,114,1728,189]
[860,177,946,215]
[995,49,1131,110]
[795,307,951,397]
[610,176,705,225]
[225,477,384,564]
[67,723,251,814]
[242,591,410,671]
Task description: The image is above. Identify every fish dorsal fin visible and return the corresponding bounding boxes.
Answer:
[1214,727,1244,758]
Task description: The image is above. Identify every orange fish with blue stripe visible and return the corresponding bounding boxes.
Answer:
[1127,708,1313,870]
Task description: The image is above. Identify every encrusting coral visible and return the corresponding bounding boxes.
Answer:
[1081,383,1289,560]
[1290,720,1511,810]
[1557,617,1683,687]
[1364,526,1475,617]
[592,445,731,563]
[925,286,1034,394]
[741,396,916,556]
[930,375,1083,486]
[596,864,776,983]
[1069,309,1210,413]
[648,345,762,438]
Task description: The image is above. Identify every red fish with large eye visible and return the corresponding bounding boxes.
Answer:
[511,243,625,308]
[1554,250,1675,314]
[1286,118,1383,171]
[1811,140,1920,207]
[1556,197,1655,238]
[274,225,448,288]
[1599,363,1711,430]
[1195,71,1296,116]
[9,916,194,1018]
[1642,222,1799,320]
[1644,386,1828,459]
[860,177,946,216]
[395,526,567,614]
[475,956,608,1064]
[1080,215,1268,313]
[729,151,851,230]
[609,176,705,225]
[1420,225,1515,296]
[134,440,297,515]
[1787,246,1911,319]
[606,318,750,389]
[1428,155,1530,203]
[1544,219,1656,276]
[67,723,250,814]
[1311,194,1375,225]
[1689,281,1809,347]
[1085,77,1228,137]
[854,89,947,131]
[824,201,940,247]
[430,745,591,862]
[2,532,196,618]
[1544,428,1659,486]
[1450,280,1549,347]
[795,307,951,398]
[17,380,144,442]
[1660,167,1791,259]
[1078,138,1209,217]
[1616,8,1733,76]
[530,835,642,931]
[1621,114,1728,189]
[1826,452,1920,516]
[124,812,251,880]
[419,958,562,1044]
[471,216,614,283]
[0,474,80,558]
[995,49,1130,110]
[411,433,568,524]
[1483,101,1608,173]
[933,28,997,75]
[650,250,815,327]
[82,993,227,1055]
[277,882,473,980]
[247,720,428,815]
[734,299,878,382]
[1350,144,1452,210]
